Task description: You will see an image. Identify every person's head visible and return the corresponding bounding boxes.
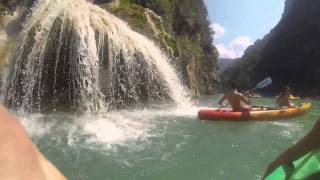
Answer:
[243,90,250,97]
[280,86,291,96]
[284,86,291,94]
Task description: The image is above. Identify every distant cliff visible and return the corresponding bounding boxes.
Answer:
[217,58,238,75]
[0,0,219,96]
[221,0,320,96]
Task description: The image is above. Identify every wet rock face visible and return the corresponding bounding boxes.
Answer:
[1,0,219,98]
[4,1,190,113]
[106,0,219,96]
[94,0,113,4]
[0,0,35,11]
[2,0,218,113]
[221,0,320,96]
[143,0,219,96]
[6,25,169,112]
[0,0,37,36]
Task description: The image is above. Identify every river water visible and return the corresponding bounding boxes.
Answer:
[12,96,319,180]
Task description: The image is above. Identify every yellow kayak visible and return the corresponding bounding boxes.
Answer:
[249,102,311,120]
[198,103,311,121]
[289,95,300,100]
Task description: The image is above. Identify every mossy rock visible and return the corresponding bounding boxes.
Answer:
[108,4,149,31]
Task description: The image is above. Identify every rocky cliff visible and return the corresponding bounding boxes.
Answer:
[0,0,33,67]
[221,0,320,96]
[103,0,219,96]
[0,0,219,96]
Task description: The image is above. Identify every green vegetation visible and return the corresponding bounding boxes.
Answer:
[107,0,219,95]
[0,0,13,29]
[119,0,129,6]
[163,34,178,56]
[0,37,15,68]
[0,0,18,11]
[109,3,148,30]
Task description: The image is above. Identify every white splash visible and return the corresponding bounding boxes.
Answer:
[14,105,197,151]
[18,113,54,137]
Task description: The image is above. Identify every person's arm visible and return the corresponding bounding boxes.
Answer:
[285,97,296,108]
[288,94,296,107]
[218,95,227,106]
[288,103,296,108]
[275,97,280,106]
[239,94,250,105]
[264,119,320,178]
[0,106,66,180]
[276,93,282,106]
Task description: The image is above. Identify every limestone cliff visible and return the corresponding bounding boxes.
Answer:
[0,0,219,96]
[222,0,320,96]
[100,0,219,96]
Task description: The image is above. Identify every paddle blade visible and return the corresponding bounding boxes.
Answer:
[252,77,272,90]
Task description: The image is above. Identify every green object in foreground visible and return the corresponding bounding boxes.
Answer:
[265,148,320,180]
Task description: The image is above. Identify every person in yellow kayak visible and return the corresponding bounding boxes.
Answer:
[218,83,252,112]
[276,86,296,108]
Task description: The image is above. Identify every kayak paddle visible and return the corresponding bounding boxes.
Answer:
[251,77,272,91]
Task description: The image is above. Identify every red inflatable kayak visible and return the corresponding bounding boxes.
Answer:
[198,103,311,121]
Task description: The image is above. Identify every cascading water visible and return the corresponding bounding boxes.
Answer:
[3,0,191,112]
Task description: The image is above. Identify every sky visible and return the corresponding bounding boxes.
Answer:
[204,0,285,59]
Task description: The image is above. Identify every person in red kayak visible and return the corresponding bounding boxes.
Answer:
[276,86,295,108]
[218,82,252,112]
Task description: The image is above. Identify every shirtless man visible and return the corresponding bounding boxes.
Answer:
[218,83,251,112]
[276,86,295,108]
[0,106,66,180]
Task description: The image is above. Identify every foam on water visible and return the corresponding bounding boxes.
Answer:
[79,112,154,146]
[16,113,55,137]
[15,106,198,151]
[77,106,198,149]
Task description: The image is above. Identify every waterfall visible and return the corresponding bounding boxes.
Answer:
[3,0,190,112]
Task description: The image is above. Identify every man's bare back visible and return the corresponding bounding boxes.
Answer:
[219,90,251,112]
[276,86,295,108]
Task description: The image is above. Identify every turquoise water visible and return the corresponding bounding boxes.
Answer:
[16,96,319,180]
